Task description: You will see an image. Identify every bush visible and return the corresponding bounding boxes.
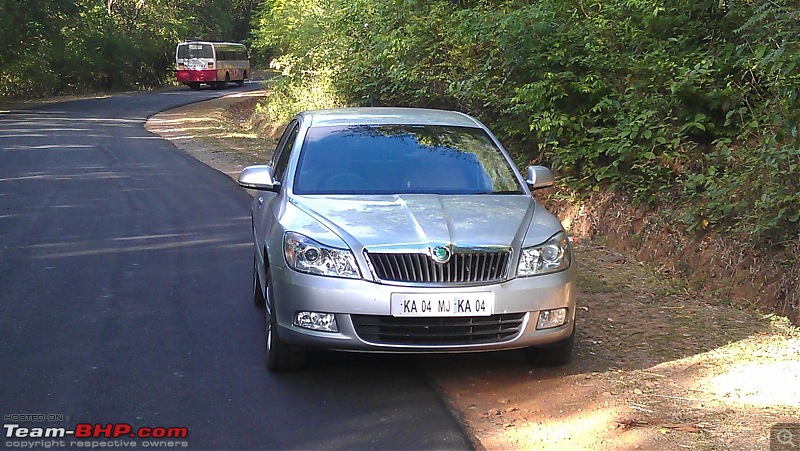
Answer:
[252,0,799,249]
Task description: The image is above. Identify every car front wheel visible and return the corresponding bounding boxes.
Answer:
[265,269,306,371]
[524,326,575,367]
[252,252,265,307]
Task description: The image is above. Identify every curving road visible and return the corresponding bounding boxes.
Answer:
[0,86,471,450]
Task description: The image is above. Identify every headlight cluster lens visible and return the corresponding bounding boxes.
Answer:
[284,232,360,279]
[517,231,571,277]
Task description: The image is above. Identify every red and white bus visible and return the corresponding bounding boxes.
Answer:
[175,40,249,90]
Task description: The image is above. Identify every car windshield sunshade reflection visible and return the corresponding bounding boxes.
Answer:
[292,125,523,195]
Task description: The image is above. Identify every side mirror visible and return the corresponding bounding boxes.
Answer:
[238,165,280,192]
[525,166,555,190]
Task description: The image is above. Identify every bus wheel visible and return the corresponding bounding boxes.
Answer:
[188,82,201,90]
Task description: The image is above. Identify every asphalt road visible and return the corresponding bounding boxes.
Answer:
[0,86,471,450]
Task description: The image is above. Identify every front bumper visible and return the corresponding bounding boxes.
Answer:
[270,264,577,353]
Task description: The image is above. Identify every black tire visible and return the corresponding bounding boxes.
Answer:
[252,252,265,307]
[236,71,247,87]
[188,82,201,90]
[265,270,306,371]
[524,326,575,367]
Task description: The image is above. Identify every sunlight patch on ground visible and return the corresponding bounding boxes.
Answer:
[696,361,800,408]
[642,317,800,414]
[148,115,259,142]
[481,407,622,450]
[147,116,211,127]
[224,90,267,99]
[687,325,800,409]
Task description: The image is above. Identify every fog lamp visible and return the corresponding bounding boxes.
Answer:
[537,308,568,330]
[294,311,338,332]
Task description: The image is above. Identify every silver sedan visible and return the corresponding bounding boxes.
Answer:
[238,108,576,371]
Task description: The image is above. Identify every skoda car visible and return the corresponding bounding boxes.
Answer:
[238,108,576,371]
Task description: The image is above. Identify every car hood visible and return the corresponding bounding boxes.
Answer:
[289,194,554,252]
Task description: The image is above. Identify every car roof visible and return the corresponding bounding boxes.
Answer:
[299,107,483,128]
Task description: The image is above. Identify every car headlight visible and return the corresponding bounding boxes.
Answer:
[284,232,360,279]
[517,231,571,277]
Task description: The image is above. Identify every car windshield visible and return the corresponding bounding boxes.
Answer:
[292,125,523,195]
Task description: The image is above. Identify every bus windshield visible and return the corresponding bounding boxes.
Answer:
[177,43,213,59]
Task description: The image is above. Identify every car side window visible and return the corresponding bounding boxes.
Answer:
[272,121,299,183]
[269,122,293,167]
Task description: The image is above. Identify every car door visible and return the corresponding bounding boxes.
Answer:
[254,119,299,262]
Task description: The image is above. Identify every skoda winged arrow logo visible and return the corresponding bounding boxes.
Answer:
[431,246,451,264]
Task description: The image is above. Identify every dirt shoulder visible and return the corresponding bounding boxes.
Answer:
[145,89,273,178]
[146,91,800,451]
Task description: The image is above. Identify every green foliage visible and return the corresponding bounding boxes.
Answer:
[256,68,345,123]
[251,0,799,250]
[0,0,254,98]
[248,0,344,119]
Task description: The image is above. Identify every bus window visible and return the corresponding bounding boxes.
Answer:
[177,43,213,59]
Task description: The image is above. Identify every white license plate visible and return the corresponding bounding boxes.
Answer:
[390,292,494,317]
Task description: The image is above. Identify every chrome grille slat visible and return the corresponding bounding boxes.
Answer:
[390,254,401,280]
[399,254,410,281]
[374,255,389,280]
[414,254,425,281]
[423,253,432,283]
[367,250,510,284]
[380,254,392,279]
[351,313,526,345]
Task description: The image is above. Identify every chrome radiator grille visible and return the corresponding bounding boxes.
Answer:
[366,250,510,284]
[351,313,527,345]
